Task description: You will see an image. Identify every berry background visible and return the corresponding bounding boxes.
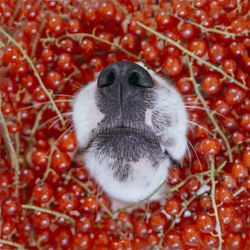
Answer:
[0,0,249,249]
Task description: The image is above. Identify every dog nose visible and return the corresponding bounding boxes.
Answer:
[97,61,154,89]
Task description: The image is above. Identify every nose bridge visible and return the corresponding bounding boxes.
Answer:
[96,61,155,127]
[97,61,154,104]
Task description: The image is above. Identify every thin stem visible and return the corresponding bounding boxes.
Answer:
[0,99,19,197]
[0,239,24,249]
[166,11,246,39]
[41,33,151,69]
[0,27,66,127]
[137,22,248,90]
[22,204,75,224]
[31,11,48,58]
[29,103,49,141]
[158,195,196,248]
[187,57,233,162]
[209,156,223,250]
[165,170,210,195]
[70,174,115,220]
[42,146,57,182]
[233,186,245,197]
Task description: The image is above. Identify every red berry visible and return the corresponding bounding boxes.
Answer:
[74,231,93,249]
[57,53,74,71]
[52,150,71,172]
[164,196,181,216]
[195,212,215,233]
[47,14,65,35]
[183,224,201,246]
[243,149,250,168]
[148,212,169,233]
[164,230,183,249]
[31,149,48,167]
[200,138,221,156]
[32,182,53,204]
[57,191,78,212]
[188,38,207,57]
[231,161,248,178]
[45,70,64,90]
[163,55,183,76]
[57,132,77,152]
[202,73,222,95]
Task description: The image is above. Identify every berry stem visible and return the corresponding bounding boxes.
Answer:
[22,204,75,224]
[137,22,248,90]
[0,97,19,197]
[187,57,233,162]
[0,27,66,127]
[209,156,223,250]
[29,103,49,141]
[166,11,247,39]
[159,180,210,248]
[165,170,210,195]
[233,186,246,197]
[70,174,116,220]
[41,33,151,69]
[31,11,48,58]
[42,146,57,181]
[165,160,227,195]
[0,239,24,249]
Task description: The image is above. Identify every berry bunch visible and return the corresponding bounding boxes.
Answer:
[0,0,249,249]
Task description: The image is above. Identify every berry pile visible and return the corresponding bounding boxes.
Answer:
[0,0,249,249]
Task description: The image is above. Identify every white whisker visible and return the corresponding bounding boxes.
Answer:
[187,139,202,168]
[185,106,229,120]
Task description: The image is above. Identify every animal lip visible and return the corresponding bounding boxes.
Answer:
[89,125,160,147]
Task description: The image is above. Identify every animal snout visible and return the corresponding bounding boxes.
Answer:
[97,61,154,104]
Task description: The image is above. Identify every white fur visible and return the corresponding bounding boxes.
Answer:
[83,151,170,202]
[144,66,188,161]
[73,81,104,149]
[73,62,188,205]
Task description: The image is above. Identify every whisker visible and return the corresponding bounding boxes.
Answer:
[38,112,72,129]
[48,112,73,129]
[19,99,73,111]
[185,142,192,167]
[185,106,229,120]
[188,121,225,148]
[186,139,202,168]
[54,94,74,98]
[188,121,212,136]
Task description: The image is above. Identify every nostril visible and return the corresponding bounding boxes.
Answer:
[106,71,115,86]
[128,71,140,86]
[128,70,154,88]
[98,70,115,87]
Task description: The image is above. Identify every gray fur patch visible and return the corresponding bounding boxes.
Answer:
[87,127,166,182]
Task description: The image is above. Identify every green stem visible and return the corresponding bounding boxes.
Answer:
[0,239,24,249]
[71,174,115,220]
[22,204,75,224]
[0,27,66,127]
[209,156,223,250]
[233,186,245,197]
[42,146,57,182]
[0,98,19,197]
[166,11,245,39]
[41,32,151,69]
[137,22,248,90]
[187,57,233,162]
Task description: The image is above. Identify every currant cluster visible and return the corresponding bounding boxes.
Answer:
[0,0,249,249]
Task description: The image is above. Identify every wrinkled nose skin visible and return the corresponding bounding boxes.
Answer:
[96,61,155,126]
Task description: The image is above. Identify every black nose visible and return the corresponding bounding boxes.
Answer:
[97,61,154,89]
